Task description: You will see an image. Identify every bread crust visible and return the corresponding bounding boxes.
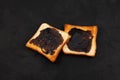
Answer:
[63,24,98,57]
[26,23,71,62]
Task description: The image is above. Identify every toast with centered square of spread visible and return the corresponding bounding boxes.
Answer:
[63,24,98,57]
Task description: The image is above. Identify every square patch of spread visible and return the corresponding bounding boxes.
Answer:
[30,28,63,55]
[67,28,93,53]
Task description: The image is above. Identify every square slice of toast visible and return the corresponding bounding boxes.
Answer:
[26,23,71,62]
[63,24,98,57]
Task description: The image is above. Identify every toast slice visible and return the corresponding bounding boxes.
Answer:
[26,23,71,62]
[63,24,98,57]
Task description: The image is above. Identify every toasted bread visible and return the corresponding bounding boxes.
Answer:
[26,23,71,62]
[63,24,98,57]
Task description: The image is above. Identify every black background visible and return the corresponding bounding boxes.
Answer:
[0,0,120,80]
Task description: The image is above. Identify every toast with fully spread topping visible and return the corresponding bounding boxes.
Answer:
[26,23,71,62]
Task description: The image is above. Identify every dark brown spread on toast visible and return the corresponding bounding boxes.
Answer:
[30,28,63,55]
[67,28,93,53]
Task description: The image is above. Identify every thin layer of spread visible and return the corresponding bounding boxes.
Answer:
[67,28,93,53]
[30,28,63,55]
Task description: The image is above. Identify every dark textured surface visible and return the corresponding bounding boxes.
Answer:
[0,0,120,80]
[67,28,93,53]
[30,28,63,55]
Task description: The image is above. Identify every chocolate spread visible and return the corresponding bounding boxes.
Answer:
[67,28,93,53]
[30,28,63,55]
